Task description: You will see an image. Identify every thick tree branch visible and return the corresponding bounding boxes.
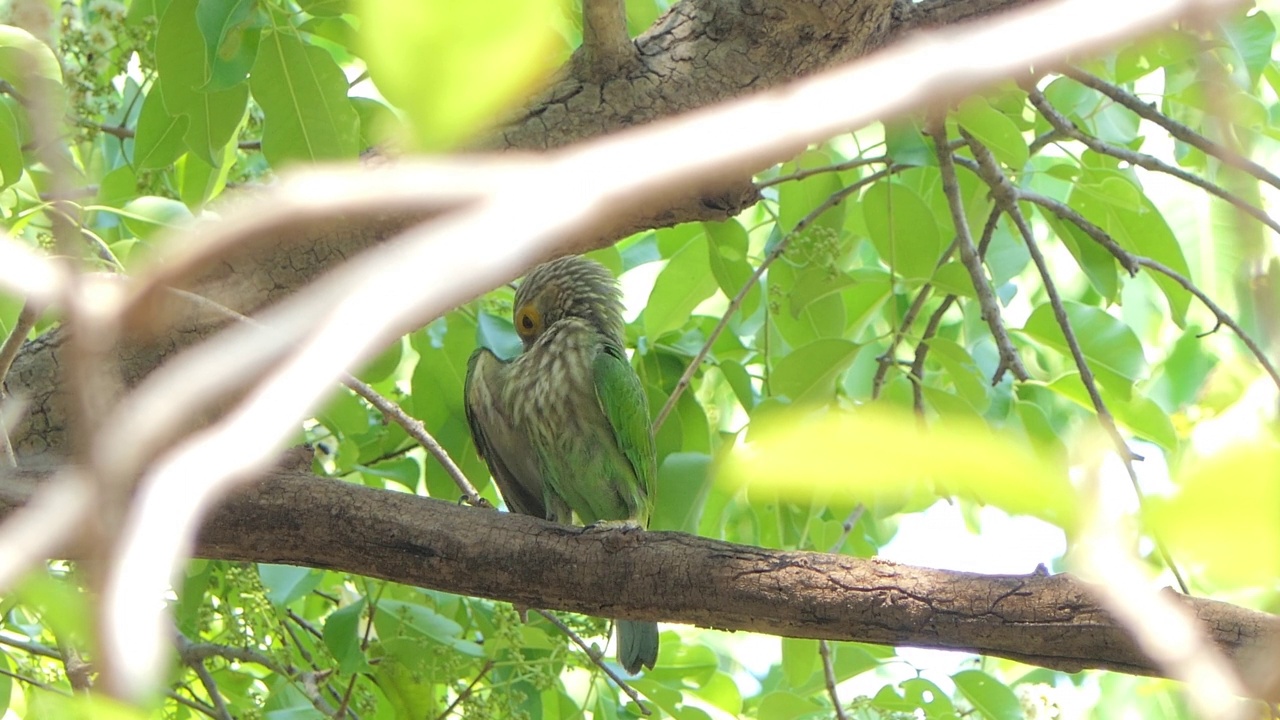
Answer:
[4,469,1276,699]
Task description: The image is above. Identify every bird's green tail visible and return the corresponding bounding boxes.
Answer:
[617,620,658,674]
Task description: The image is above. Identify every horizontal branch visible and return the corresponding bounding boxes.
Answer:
[3,469,1276,699]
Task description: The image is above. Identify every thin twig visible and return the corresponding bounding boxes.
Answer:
[0,303,39,466]
[818,639,849,720]
[961,129,1190,594]
[170,288,487,506]
[0,632,59,658]
[1060,67,1280,192]
[1018,191,1280,396]
[756,154,889,188]
[189,657,233,720]
[166,688,222,719]
[871,235,959,400]
[343,375,486,506]
[534,609,649,715]
[1027,87,1280,237]
[0,664,72,695]
[929,120,1027,384]
[904,208,1001,413]
[654,167,896,430]
[434,660,495,720]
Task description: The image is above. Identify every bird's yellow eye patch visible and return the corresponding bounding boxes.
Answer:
[515,305,542,338]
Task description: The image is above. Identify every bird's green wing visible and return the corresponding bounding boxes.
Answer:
[464,349,547,519]
[591,342,657,522]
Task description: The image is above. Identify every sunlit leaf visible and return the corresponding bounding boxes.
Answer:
[1147,443,1280,587]
[955,96,1029,170]
[250,30,361,165]
[356,0,561,149]
[953,669,1023,720]
[724,408,1076,530]
[1020,302,1147,399]
[645,235,717,339]
[863,180,944,281]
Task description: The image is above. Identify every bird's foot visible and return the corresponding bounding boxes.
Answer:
[583,520,645,552]
[583,519,644,533]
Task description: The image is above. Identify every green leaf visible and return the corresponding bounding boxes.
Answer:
[757,691,824,720]
[0,650,11,718]
[1068,169,1192,324]
[771,338,858,403]
[884,118,933,167]
[955,96,1029,170]
[299,0,347,17]
[652,452,713,532]
[133,84,188,170]
[0,26,62,94]
[377,600,484,656]
[724,408,1077,530]
[927,337,990,412]
[705,219,760,317]
[1041,374,1177,452]
[120,196,195,238]
[780,637,817,687]
[155,0,249,165]
[719,358,757,411]
[0,99,21,189]
[360,456,419,491]
[250,30,361,165]
[1020,301,1146,398]
[927,260,975,299]
[1040,208,1119,302]
[258,564,321,606]
[324,599,372,674]
[778,149,846,234]
[1220,10,1275,87]
[644,235,717,339]
[769,261,845,345]
[953,669,1024,720]
[356,0,560,149]
[195,0,262,91]
[863,180,944,281]
[1147,443,1280,587]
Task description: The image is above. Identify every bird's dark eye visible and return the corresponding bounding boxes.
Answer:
[515,305,542,337]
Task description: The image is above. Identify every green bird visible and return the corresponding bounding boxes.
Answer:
[464,255,659,674]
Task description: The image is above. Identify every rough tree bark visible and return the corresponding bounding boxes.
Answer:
[3,469,1277,700]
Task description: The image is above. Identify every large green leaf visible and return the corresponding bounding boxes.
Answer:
[771,338,859,403]
[1020,301,1147,399]
[1067,168,1192,324]
[250,30,361,165]
[724,408,1076,530]
[155,0,249,165]
[778,148,847,234]
[356,0,561,149]
[0,99,21,189]
[705,219,761,318]
[0,26,62,94]
[1040,374,1177,452]
[955,96,1029,170]
[953,670,1023,720]
[195,0,262,91]
[1147,443,1280,588]
[644,235,717,340]
[863,180,944,281]
[133,83,188,170]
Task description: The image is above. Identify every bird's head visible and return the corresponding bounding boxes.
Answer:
[512,256,625,351]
